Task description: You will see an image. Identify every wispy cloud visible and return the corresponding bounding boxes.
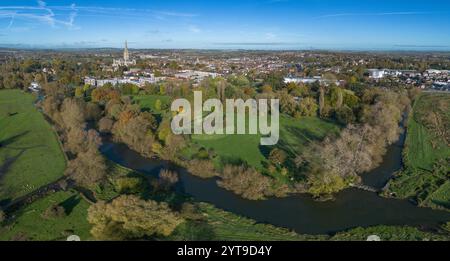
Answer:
[0,1,78,29]
[0,2,198,30]
[51,5,198,19]
[316,11,432,19]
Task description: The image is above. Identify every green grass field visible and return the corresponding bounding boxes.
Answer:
[191,115,339,170]
[132,95,171,113]
[0,190,92,241]
[0,90,66,202]
[404,94,450,170]
[386,93,450,210]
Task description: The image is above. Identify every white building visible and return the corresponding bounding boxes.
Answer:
[284,76,341,86]
[368,69,386,79]
[28,82,41,92]
[284,77,319,84]
[175,70,220,82]
[84,77,96,86]
[88,74,162,88]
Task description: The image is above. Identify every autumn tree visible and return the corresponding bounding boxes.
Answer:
[98,117,115,133]
[217,165,272,200]
[156,169,179,191]
[87,195,184,240]
[269,148,287,165]
[60,98,86,130]
[65,147,107,188]
[66,129,102,155]
[112,111,157,157]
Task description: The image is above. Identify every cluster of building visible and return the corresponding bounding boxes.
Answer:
[174,70,220,83]
[84,75,163,88]
[77,43,450,92]
[283,76,343,86]
[367,68,450,90]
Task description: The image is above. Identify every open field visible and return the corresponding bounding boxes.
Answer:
[404,93,450,170]
[191,115,339,170]
[0,190,92,241]
[132,95,171,114]
[0,90,66,203]
[386,93,450,210]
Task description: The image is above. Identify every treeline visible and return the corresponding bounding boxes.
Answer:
[41,83,107,188]
[0,57,123,90]
[298,89,412,196]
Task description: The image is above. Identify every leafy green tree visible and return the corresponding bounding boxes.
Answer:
[307,171,346,197]
[335,105,355,125]
[155,99,162,111]
[298,97,318,117]
[75,86,84,98]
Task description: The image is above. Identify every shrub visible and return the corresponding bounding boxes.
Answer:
[41,205,66,220]
[114,177,145,194]
[0,210,5,223]
[98,117,114,133]
[269,148,287,165]
[186,159,217,178]
[159,169,179,187]
[217,165,272,200]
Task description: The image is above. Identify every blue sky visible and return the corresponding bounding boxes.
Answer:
[1,0,450,50]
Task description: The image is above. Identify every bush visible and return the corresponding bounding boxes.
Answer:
[0,210,5,223]
[269,148,287,165]
[196,148,210,159]
[41,205,66,220]
[217,165,272,200]
[186,159,217,178]
[98,117,114,133]
[114,177,145,194]
[159,169,179,188]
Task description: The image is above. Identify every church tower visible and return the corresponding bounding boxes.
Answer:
[124,41,130,62]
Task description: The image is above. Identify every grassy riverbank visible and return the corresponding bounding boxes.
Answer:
[385,93,450,210]
[0,90,66,203]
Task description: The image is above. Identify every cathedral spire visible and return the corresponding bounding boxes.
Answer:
[124,40,129,62]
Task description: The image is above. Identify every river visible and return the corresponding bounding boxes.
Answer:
[100,129,450,235]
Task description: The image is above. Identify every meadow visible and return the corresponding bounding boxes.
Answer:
[0,90,66,203]
[191,115,339,171]
[132,94,171,114]
[386,93,450,210]
[0,190,92,241]
[404,93,450,170]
